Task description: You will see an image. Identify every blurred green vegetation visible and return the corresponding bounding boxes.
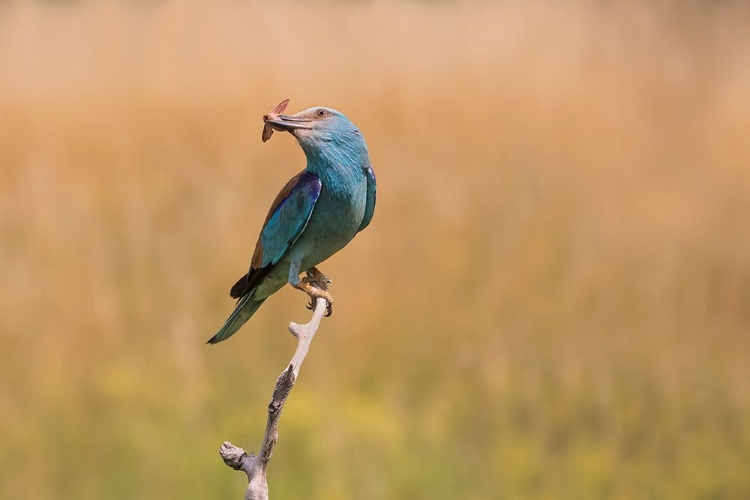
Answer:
[1,1,749,499]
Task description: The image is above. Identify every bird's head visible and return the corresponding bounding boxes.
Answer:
[263,106,366,160]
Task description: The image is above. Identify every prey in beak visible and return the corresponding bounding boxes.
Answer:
[262,99,312,142]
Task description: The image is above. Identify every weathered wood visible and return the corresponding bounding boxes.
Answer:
[218,296,327,500]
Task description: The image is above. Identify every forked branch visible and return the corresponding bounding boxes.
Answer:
[218,296,328,500]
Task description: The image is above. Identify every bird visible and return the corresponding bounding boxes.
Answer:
[207,101,376,344]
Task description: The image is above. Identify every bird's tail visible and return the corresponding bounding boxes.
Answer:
[207,293,267,345]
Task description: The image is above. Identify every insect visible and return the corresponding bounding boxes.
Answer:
[261,98,290,142]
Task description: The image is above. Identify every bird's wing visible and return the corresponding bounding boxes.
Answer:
[230,171,321,299]
[357,166,377,232]
[258,170,322,266]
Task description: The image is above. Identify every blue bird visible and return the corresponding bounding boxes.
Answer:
[207,103,376,344]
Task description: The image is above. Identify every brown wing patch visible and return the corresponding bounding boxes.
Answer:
[249,170,306,269]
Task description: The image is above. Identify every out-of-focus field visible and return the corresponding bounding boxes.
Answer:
[1,1,750,498]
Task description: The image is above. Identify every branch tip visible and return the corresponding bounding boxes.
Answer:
[220,442,250,471]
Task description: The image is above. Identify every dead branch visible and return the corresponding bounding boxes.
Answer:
[218,296,328,500]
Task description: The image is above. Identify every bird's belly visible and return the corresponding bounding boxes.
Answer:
[295,187,366,269]
[254,180,366,299]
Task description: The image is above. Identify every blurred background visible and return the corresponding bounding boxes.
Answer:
[1,1,750,498]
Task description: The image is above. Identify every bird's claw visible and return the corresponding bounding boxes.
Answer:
[302,267,332,291]
[306,299,333,316]
[301,267,333,316]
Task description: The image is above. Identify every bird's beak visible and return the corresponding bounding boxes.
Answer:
[264,114,313,133]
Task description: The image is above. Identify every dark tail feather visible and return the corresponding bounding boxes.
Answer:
[207,293,267,344]
[230,266,271,299]
[230,272,249,299]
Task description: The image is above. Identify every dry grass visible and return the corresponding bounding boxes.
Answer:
[1,1,750,498]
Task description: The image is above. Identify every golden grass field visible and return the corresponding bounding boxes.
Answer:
[1,1,749,498]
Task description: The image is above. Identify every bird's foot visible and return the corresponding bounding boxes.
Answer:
[303,267,332,290]
[298,267,333,317]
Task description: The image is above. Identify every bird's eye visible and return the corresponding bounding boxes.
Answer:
[316,109,330,118]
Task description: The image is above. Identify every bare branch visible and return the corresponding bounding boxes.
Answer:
[218,296,328,500]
